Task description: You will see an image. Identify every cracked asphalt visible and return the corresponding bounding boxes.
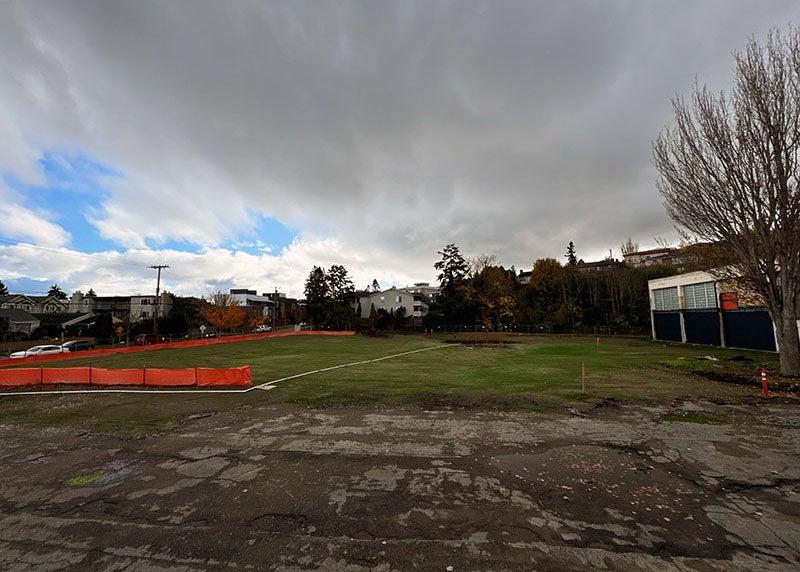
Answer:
[0,396,799,570]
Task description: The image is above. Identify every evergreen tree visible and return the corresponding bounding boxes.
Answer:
[92,313,114,340]
[327,265,355,303]
[371,279,380,292]
[48,284,67,300]
[428,243,477,325]
[565,242,577,266]
[304,266,329,325]
[0,280,8,296]
[434,243,469,293]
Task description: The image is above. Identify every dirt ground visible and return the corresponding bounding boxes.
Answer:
[0,393,799,571]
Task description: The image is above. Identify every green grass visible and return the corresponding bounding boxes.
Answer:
[1,333,777,412]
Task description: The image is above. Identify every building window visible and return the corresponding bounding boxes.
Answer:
[683,282,716,309]
[653,287,679,310]
[395,295,402,303]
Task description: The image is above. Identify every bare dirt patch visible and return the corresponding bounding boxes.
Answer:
[0,396,798,569]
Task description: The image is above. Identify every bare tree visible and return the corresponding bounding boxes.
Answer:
[620,237,639,256]
[654,28,800,376]
[469,253,498,275]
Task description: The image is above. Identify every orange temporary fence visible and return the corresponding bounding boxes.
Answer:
[0,365,252,388]
[196,366,252,387]
[143,368,196,387]
[42,367,92,385]
[90,368,146,386]
[0,330,356,367]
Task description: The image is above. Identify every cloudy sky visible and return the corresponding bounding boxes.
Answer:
[1,1,798,298]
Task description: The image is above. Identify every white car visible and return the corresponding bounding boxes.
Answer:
[9,345,70,359]
[254,325,273,333]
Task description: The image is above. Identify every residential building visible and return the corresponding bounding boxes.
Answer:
[398,282,440,301]
[517,271,532,285]
[229,289,274,318]
[354,287,431,319]
[623,247,685,269]
[69,291,132,319]
[130,293,173,321]
[69,291,173,322]
[0,308,41,335]
[0,294,68,314]
[575,258,623,273]
[648,270,785,351]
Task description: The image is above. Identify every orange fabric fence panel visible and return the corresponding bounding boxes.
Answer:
[196,366,252,387]
[42,367,91,385]
[0,369,40,387]
[89,368,145,386]
[144,368,197,387]
[0,366,252,388]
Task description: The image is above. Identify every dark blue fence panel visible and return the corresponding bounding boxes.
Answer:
[653,311,681,342]
[722,309,776,351]
[683,310,721,346]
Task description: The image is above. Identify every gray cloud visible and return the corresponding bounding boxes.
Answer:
[1,0,799,294]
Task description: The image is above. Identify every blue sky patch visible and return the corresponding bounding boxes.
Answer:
[3,151,121,252]
[3,151,299,256]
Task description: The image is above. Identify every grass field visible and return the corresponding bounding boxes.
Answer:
[3,333,779,408]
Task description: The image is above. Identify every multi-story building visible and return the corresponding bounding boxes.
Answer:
[354,286,437,320]
[69,291,173,321]
[229,289,274,318]
[129,293,174,321]
[575,258,623,273]
[0,294,69,314]
[623,247,686,269]
[399,282,440,302]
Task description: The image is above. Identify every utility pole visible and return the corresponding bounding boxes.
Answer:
[149,265,169,334]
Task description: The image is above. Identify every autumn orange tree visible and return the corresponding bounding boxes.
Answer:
[201,292,246,331]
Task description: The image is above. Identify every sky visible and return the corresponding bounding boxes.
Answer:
[1,1,799,298]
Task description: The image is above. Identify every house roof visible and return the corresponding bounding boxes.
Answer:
[0,308,39,323]
[0,294,68,305]
[32,312,89,325]
[576,259,621,267]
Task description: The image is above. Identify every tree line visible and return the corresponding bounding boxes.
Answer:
[423,243,676,334]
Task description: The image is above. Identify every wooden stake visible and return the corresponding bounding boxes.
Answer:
[581,361,586,393]
[596,336,599,347]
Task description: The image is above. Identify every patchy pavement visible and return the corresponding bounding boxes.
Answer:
[0,398,799,570]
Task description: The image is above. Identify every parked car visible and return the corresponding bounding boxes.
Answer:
[133,334,168,346]
[254,325,273,333]
[9,345,70,359]
[60,340,95,352]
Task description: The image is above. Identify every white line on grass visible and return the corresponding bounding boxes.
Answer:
[0,344,459,397]
[254,343,460,390]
